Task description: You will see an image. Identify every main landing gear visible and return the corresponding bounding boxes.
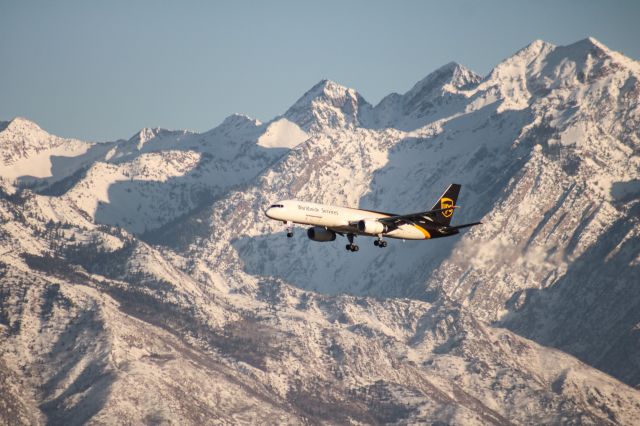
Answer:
[285,221,294,238]
[345,233,359,252]
[374,236,388,248]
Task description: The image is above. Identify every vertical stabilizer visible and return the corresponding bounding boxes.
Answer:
[430,184,461,225]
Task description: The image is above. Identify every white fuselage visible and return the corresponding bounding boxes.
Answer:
[265,200,429,240]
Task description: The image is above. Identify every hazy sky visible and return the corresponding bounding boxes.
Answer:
[1,0,639,141]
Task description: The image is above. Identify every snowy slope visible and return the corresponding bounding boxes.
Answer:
[371,61,482,130]
[63,114,296,233]
[2,114,308,234]
[0,117,113,187]
[1,37,640,424]
[257,118,309,149]
[186,37,640,387]
[2,190,640,424]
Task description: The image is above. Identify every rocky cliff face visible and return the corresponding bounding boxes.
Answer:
[1,37,639,424]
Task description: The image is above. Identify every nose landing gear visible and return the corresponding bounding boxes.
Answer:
[285,221,294,238]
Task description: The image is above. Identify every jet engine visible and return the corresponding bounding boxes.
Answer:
[307,227,337,242]
[357,220,387,235]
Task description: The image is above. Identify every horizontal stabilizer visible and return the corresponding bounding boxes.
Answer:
[449,222,482,230]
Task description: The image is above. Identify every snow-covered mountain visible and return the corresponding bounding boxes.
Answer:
[283,79,373,132]
[1,37,639,424]
[1,113,309,234]
[0,117,113,187]
[371,61,482,130]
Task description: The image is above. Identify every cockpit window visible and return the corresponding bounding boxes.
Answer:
[270,204,284,208]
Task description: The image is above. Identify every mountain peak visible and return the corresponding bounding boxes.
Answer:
[367,62,481,131]
[503,39,556,65]
[402,61,480,104]
[124,127,196,154]
[484,39,556,95]
[311,79,351,96]
[219,113,261,129]
[576,36,609,51]
[129,127,170,145]
[284,79,372,132]
[436,61,468,75]
[425,61,480,89]
[0,117,55,152]
[524,39,555,51]
[1,116,45,135]
[565,37,640,75]
[199,113,263,141]
[563,36,612,59]
[295,79,361,106]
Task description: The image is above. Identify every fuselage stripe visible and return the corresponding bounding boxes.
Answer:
[414,224,431,239]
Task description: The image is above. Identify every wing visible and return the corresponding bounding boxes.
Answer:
[377,206,460,230]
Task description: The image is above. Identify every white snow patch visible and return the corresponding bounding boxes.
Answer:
[257,118,308,149]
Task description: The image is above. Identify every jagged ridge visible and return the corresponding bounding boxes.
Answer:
[1,37,640,424]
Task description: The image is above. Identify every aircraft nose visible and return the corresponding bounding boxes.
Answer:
[264,207,273,218]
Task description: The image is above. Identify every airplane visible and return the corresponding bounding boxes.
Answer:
[264,184,481,252]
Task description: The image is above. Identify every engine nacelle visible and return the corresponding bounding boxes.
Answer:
[357,219,387,235]
[307,227,337,242]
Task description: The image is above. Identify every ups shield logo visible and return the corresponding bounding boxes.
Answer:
[440,197,454,218]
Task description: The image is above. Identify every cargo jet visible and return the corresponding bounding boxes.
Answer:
[264,184,481,252]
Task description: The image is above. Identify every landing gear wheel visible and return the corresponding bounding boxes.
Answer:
[287,232,294,238]
[346,233,358,252]
[374,240,379,246]
[346,244,352,251]
[380,241,387,248]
